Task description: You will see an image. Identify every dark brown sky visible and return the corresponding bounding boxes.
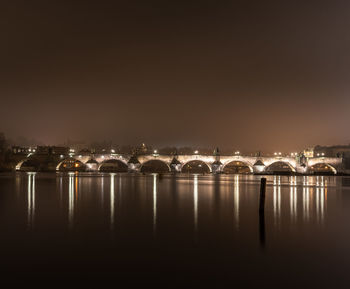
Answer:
[1,0,350,152]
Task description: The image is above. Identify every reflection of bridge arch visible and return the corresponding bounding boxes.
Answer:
[265,161,296,173]
[309,163,337,174]
[56,158,85,171]
[222,161,253,174]
[181,160,211,173]
[140,160,170,173]
[98,159,128,172]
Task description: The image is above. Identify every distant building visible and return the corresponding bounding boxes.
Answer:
[303,148,314,158]
[314,145,350,158]
[12,146,31,155]
[36,146,69,155]
[313,145,350,170]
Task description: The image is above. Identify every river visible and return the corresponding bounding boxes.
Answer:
[0,173,349,288]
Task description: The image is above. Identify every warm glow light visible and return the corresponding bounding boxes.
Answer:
[194,150,199,154]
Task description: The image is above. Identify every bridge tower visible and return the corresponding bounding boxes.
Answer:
[212,147,222,174]
[170,150,181,172]
[128,154,140,172]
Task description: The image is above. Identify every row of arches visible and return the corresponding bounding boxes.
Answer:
[17,158,337,175]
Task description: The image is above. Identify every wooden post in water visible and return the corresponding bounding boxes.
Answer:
[259,178,266,247]
[259,178,266,214]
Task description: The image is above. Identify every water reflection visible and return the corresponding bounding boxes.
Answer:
[110,173,115,231]
[290,177,297,223]
[27,172,36,230]
[303,184,310,222]
[233,175,239,230]
[153,174,157,235]
[68,172,75,229]
[273,176,281,227]
[194,175,198,233]
[316,176,326,225]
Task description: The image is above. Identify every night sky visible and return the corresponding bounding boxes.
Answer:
[1,0,350,152]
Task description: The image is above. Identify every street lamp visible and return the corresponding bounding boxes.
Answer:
[194,150,199,154]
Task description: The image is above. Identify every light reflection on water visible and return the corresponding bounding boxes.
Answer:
[27,172,35,230]
[21,173,338,233]
[3,173,350,287]
[68,172,75,229]
[234,174,239,230]
[153,173,157,235]
[110,173,115,230]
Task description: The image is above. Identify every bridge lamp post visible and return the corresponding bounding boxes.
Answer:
[153,150,159,157]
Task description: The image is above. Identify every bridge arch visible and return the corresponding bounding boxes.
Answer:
[181,160,211,174]
[16,159,40,171]
[309,163,337,174]
[222,160,253,174]
[140,159,170,173]
[265,161,296,173]
[98,159,128,172]
[56,158,86,171]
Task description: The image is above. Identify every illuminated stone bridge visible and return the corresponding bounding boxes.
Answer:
[29,153,343,174]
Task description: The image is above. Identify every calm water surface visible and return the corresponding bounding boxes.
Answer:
[0,173,350,288]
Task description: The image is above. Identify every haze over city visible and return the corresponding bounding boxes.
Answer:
[1,0,350,151]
